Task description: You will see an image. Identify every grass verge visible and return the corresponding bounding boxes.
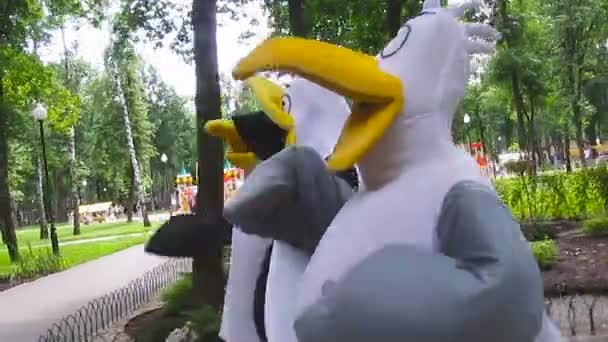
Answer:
[0,234,151,278]
[2,221,157,250]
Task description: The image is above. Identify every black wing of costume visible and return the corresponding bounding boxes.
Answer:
[145,214,231,257]
[294,181,545,342]
[224,145,355,254]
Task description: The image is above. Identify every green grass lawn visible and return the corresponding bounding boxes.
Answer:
[0,221,162,278]
[0,233,152,277]
[2,221,159,250]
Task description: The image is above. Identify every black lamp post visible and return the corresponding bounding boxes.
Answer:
[463,113,471,153]
[160,153,168,209]
[32,103,60,256]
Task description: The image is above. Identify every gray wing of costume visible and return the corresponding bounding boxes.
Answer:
[224,145,354,254]
[295,180,545,342]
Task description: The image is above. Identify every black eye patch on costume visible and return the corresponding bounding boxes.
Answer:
[232,110,288,160]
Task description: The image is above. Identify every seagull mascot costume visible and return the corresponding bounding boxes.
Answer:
[225,1,562,341]
[206,76,356,342]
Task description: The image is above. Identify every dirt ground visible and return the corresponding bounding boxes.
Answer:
[544,231,608,296]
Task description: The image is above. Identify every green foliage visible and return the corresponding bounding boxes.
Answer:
[495,168,608,220]
[582,216,608,236]
[161,273,194,315]
[0,234,150,276]
[186,305,221,339]
[11,244,66,279]
[503,160,529,175]
[522,223,558,242]
[531,237,558,270]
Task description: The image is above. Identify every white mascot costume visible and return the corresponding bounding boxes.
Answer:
[227,0,562,341]
[207,76,353,342]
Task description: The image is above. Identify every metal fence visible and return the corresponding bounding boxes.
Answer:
[35,254,608,340]
[38,258,192,342]
[547,294,608,337]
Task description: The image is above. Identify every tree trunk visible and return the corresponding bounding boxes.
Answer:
[527,94,541,170]
[0,74,20,262]
[565,133,572,173]
[37,156,48,239]
[386,0,404,37]
[69,127,81,234]
[511,72,528,154]
[0,222,6,244]
[193,0,226,310]
[288,0,307,37]
[113,68,151,227]
[62,27,81,235]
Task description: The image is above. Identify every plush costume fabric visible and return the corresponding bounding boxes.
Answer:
[225,145,353,253]
[221,78,352,342]
[218,228,271,342]
[294,180,546,342]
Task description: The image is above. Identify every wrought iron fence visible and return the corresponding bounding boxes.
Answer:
[36,254,608,340]
[547,294,608,337]
[38,258,192,342]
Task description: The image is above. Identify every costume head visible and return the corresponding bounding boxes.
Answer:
[205,76,350,171]
[224,2,560,342]
[208,76,351,342]
[231,0,499,173]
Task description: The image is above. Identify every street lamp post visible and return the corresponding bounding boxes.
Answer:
[81,179,87,204]
[463,113,471,153]
[160,153,168,209]
[32,103,60,256]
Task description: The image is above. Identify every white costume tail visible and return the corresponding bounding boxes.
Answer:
[534,313,563,342]
[265,241,309,342]
[219,228,272,342]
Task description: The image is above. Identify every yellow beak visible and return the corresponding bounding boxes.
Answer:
[233,37,404,171]
[205,119,259,171]
[205,76,296,171]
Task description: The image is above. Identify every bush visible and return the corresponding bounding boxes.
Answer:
[531,238,558,270]
[495,167,608,221]
[582,216,608,236]
[161,273,194,315]
[11,244,66,279]
[521,222,559,241]
[186,305,221,339]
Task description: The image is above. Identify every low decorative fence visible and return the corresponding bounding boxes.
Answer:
[37,256,608,340]
[38,258,192,342]
[547,295,608,337]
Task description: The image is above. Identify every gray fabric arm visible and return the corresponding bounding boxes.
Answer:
[224,145,353,254]
[294,180,544,342]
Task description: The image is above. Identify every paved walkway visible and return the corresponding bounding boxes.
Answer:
[0,245,167,342]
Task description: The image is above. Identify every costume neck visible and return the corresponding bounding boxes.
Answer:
[357,111,453,190]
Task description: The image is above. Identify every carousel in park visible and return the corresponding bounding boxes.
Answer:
[174,169,197,215]
[172,166,245,215]
[224,166,245,202]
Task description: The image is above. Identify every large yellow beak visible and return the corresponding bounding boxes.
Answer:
[205,119,258,171]
[233,37,404,171]
[245,75,296,145]
[205,76,296,171]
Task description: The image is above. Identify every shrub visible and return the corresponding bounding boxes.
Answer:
[495,167,608,221]
[521,223,558,241]
[11,244,66,279]
[582,216,608,236]
[161,273,194,315]
[531,238,558,270]
[186,305,221,339]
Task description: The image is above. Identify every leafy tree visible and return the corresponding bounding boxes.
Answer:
[541,0,608,166]
[106,19,155,226]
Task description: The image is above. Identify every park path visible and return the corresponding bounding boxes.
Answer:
[0,244,167,342]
